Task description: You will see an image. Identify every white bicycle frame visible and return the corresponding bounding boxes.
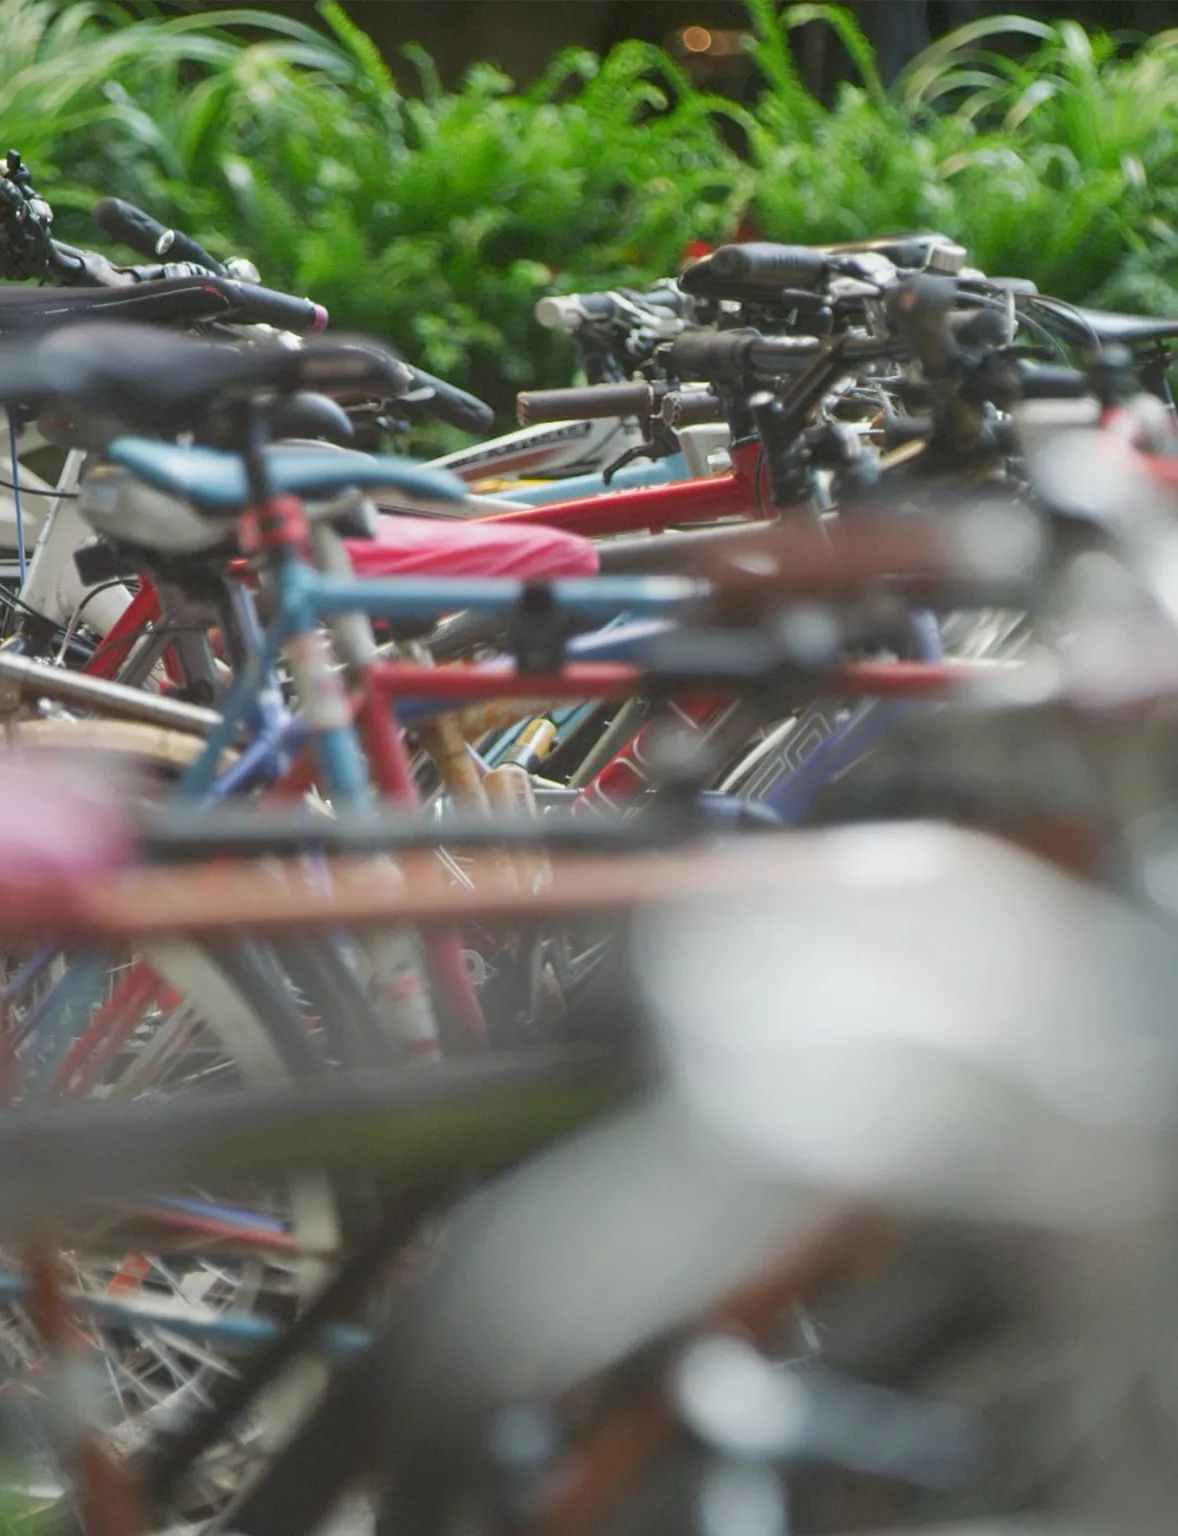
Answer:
[430,414,645,484]
[0,416,133,643]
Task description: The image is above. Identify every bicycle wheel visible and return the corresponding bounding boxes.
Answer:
[0,719,377,1522]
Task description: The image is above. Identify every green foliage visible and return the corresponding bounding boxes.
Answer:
[14,0,751,421]
[4,0,1178,423]
[743,8,1178,308]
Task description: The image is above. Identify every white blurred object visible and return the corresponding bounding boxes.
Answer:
[1021,425,1175,536]
[384,825,1178,1442]
[381,1089,824,1422]
[1010,396,1101,458]
[634,823,1178,1224]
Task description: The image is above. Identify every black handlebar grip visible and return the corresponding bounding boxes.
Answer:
[516,381,653,426]
[668,330,818,381]
[92,197,170,259]
[93,195,168,258]
[228,281,328,334]
[660,390,723,429]
[402,365,494,435]
[707,243,827,291]
[152,225,228,279]
[94,197,228,277]
[668,331,754,380]
[1016,364,1092,401]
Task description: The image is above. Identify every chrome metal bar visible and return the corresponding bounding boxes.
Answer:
[0,649,219,736]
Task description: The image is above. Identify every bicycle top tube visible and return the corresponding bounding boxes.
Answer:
[500,452,688,507]
[184,613,676,801]
[394,620,674,723]
[302,570,704,627]
[481,440,767,535]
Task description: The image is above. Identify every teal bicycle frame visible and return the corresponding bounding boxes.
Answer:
[181,547,700,805]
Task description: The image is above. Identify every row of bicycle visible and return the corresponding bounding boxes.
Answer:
[0,147,1177,1535]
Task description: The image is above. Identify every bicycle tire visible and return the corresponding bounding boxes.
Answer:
[0,719,383,1524]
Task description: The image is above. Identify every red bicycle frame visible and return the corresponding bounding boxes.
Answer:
[84,581,184,688]
[474,439,769,799]
[482,440,771,536]
[82,440,766,683]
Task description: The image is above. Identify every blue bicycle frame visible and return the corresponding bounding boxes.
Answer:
[180,567,701,802]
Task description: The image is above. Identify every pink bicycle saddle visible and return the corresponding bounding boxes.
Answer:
[347,513,598,580]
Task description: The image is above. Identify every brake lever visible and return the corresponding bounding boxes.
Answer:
[601,418,680,485]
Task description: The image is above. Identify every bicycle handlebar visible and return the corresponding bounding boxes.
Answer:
[401,364,494,434]
[683,239,973,305]
[0,166,499,427]
[822,233,963,270]
[709,242,828,289]
[42,236,330,333]
[1015,363,1092,400]
[535,285,689,334]
[229,280,328,334]
[517,380,654,426]
[92,195,228,278]
[660,389,724,428]
[152,223,228,278]
[90,204,487,413]
[667,330,821,381]
[0,169,329,332]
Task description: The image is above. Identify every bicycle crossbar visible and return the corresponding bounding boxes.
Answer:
[0,649,219,735]
[0,834,878,942]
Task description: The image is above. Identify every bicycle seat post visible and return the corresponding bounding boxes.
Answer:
[233,399,313,567]
[241,401,275,510]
